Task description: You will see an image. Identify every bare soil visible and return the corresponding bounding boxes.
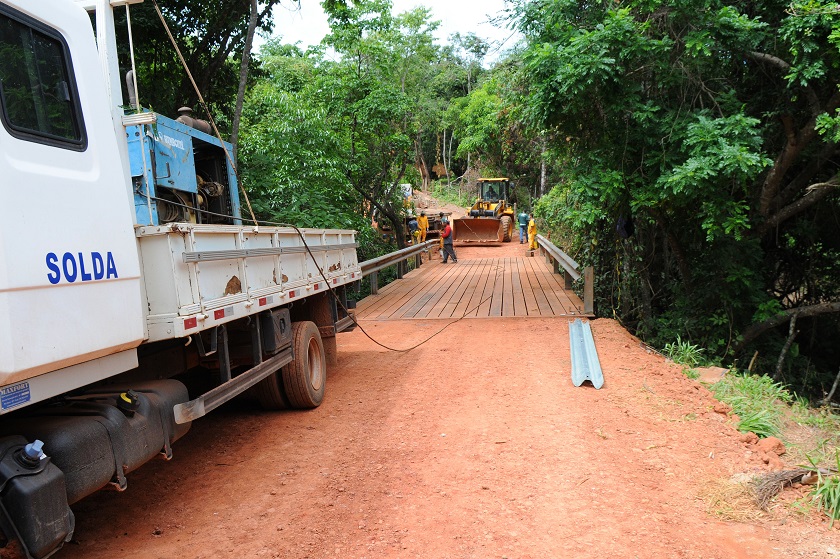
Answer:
[31,242,840,558]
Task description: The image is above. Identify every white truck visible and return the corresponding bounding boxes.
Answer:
[0,1,361,557]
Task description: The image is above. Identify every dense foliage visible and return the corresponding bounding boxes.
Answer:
[113,0,285,120]
[511,0,840,397]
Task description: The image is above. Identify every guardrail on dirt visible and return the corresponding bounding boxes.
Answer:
[534,235,594,315]
[360,240,436,295]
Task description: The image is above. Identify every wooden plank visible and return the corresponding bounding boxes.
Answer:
[509,258,526,317]
[500,257,515,317]
[433,259,475,318]
[532,257,585,315]
[356,263,425,316]
[449,258,490,318]
[473,258,498,317]
[532,256,582,315]
[517,257,541,316]
[367,278,418,319]
[523,257,553,315]
[366,263,447,319]
[419,259,476,319]
[451,258,487,318]
[388,260,461,319]
[527,256,570,315]
[489,257,506,317]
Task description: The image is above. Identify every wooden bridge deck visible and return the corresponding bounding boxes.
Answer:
[356,255,587,320]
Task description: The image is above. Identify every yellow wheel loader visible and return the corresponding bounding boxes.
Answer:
[452,178,516,243]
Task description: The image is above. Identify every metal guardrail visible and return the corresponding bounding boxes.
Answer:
[535,234,594,315]
[569,318,604,388]
[359,240,436,295]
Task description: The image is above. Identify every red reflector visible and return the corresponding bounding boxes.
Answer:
[314,284,319,290]
[289,290,295,298]
[214,309,225,320]
[333,278,338,284]
[184,317,197,329]
[259,297,267,306]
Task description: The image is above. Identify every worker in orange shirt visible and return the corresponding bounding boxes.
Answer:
[527,213,538,251]
[417,211,429,243]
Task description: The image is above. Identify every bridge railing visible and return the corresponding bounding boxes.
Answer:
[535,234,594,315]
[359,240,436,295]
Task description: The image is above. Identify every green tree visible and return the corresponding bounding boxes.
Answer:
[115,0,285,125]
[319,0,440,247]
[512,0,840,391]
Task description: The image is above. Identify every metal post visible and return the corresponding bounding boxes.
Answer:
[249,315,263,365]
[370,271,379,295]
[584,266,594,315]
[415,253,422,268]
[217,325,231,383]
[564,271,573,289]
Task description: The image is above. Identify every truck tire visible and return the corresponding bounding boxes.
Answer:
[500,215,513,242]
[252,368,289,410]
[282,321,326,409]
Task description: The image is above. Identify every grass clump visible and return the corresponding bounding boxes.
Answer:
[811,453,840,526]
[663,336,705,368]
[708,373,791,438]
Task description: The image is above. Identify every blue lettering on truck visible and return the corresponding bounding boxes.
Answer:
[46,252,118,284]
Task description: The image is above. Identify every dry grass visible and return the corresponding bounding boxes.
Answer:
[699,477,767,522]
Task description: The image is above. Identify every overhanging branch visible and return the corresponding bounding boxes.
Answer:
[758,178,838,236]
[736,301,840,352]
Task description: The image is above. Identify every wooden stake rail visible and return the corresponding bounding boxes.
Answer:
[356,255,589,320]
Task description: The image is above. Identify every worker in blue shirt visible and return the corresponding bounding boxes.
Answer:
[518,211,529,244]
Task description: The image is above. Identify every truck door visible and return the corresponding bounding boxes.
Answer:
[0,0,143,411]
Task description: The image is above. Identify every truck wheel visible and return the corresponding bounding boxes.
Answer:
[252,369,288,410]
[500,215,513,242]
[282,321,326,409]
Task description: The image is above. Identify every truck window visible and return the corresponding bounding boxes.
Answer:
[0,6,85,149]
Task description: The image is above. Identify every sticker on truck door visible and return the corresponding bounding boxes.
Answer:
[1,382,31,410]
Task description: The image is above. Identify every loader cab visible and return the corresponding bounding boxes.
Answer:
[478,178,511,202]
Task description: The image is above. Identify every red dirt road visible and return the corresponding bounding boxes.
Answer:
[49,244,837,559]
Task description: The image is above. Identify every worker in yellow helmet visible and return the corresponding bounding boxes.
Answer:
[527,213,538,251]
[417,211,429,243]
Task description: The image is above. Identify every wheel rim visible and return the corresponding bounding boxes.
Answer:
[307,336,324,391]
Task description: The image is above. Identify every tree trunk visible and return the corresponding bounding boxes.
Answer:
[447,130,454,189]
[442,129,449,188]
[650,209,693,292]
[820,367,840,406]
[231,0,258,161]
[773,313,799,382]
[539,137,547,196]
[416,141,431,191]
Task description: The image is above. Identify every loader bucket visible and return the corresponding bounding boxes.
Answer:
[452,217,503,243]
